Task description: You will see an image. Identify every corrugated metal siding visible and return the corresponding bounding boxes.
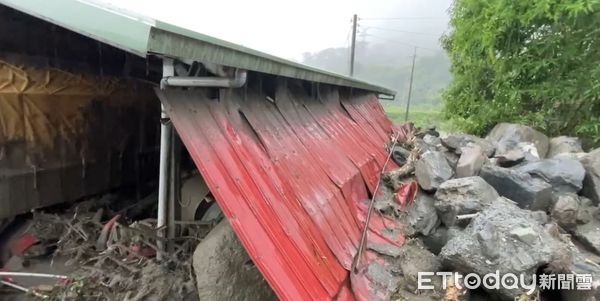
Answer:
[156,84,409,300]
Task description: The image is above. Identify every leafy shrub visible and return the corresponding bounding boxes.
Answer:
[443,0,600,147]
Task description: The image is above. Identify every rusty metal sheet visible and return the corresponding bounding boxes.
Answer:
[156,83,410,300]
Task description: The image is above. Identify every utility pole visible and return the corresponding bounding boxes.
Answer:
[349,14,357,76]
[404,46,417,122]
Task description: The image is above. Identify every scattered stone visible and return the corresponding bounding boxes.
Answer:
[405,192,440,236]
[486,123,549,158]
[548,136,584,158]
[494,148,526,167]
[420,226,462,255]
[415,151,454,191]
[443,151,459,169]
[479,165,553,210]
[516,142,542,161]
[573,219,600,255]
[423,134,442,148]
[455,145,486,178]
[530,210,549,225]
[562,250,600,301]
[193,220,276,301]
[551,193,579,229]
[576,197,596,225]
[415,127,440,138]
[439,198,572,299]
[554,152,588,160]
[581,149,600,205]
[441,134,495,157]
[414,138,436,153]
[509,226,538,244]
[434,176,499,227]
[517,158,586,193]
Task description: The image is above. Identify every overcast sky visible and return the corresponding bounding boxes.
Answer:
[105,0,452,61]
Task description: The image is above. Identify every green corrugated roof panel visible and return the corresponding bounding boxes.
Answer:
[0,0,395,95]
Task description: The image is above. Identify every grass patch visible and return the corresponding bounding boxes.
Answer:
[383,105,454,132]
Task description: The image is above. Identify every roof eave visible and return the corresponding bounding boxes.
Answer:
[148,26,395,96]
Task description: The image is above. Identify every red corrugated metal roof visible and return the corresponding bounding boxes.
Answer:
[156,83,412,300]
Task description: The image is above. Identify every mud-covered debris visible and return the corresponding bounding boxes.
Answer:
[434,176,499,227]
[193,220,275,301]
[415,151,454,191]
[480,164,553,210]
[393,239,443,299]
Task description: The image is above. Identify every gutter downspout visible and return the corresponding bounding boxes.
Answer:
[160,68,247,89]
[157,58,174,261]
[156,59,247,260]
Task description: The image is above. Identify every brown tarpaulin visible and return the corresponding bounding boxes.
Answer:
[0,59,158,217]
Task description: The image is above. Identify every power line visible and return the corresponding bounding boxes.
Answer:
[362,34,439,52]
[363,26,442,37]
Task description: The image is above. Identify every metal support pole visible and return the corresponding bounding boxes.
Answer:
[157,58,174,261]
[404,47,417,122]
[349,14,358,76]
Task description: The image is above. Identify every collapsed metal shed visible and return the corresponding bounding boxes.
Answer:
[0,1,410,300]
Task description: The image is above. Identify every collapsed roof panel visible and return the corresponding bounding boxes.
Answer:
[155,80,408,300]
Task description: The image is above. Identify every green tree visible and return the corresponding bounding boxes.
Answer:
[443,0,600,145]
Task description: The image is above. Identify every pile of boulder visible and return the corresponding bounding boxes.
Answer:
[392,123,600,300]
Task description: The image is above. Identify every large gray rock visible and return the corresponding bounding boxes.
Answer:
[573,219,600,255]
[551,193,580,229]
[581,149,600,205]
[576,197,597,225]
[494,148,526,167]
[439,198,572,299]
[193,220,276,301]
[423,134,442,149]
[415,151,454,191]
[480,165,553,210]
[486,123,549,158]
[548,136,584,158]
[434,176,499,226]
[562,250,600,301]
[420,226,463,255]
[455,145,486,178]
[517,158,586,193]
[405,192,440,236]
[441,134,495,157]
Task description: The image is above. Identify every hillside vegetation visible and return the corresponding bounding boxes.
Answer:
[443,0,600,145]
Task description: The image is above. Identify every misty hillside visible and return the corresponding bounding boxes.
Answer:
[300,1,453,109]
[302,41,451,108]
